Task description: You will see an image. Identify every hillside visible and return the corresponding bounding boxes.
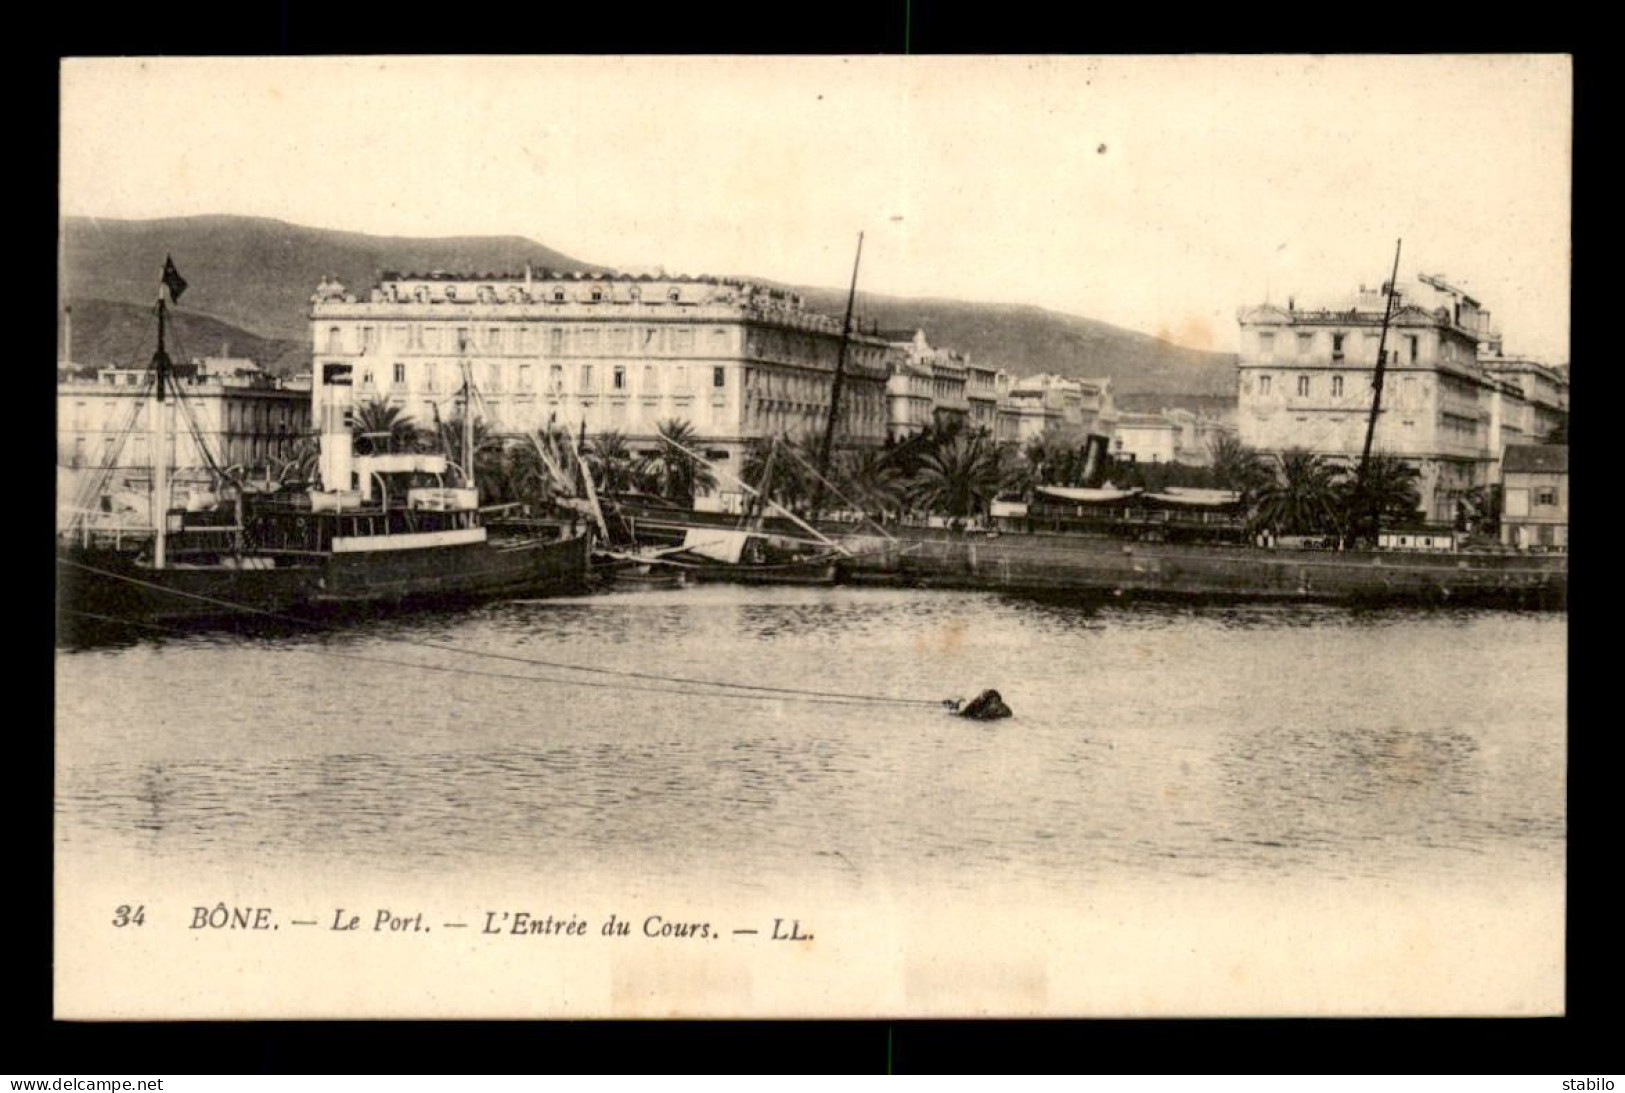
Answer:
[790,287,1238,397]
[60,215,1238,396]
[60,298,309,376]
[62,215,605,345]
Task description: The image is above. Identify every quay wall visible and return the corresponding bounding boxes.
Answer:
[610,504,1567,608]
[872,532,1566,608]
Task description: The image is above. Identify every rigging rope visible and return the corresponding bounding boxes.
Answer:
[775,439,898,542]
[168,370,235,486]
[56,557,946,707]
[67,379,149,527]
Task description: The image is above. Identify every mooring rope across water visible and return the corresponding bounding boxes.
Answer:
[58,557,949,708]
[60,608,920,708]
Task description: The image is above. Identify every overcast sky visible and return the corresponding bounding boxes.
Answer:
[60,55,1572,362]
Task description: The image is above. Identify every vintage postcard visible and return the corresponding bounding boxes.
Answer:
[55,54,1569,1018]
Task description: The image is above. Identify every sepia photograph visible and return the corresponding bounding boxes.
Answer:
[54,54,1569,1019]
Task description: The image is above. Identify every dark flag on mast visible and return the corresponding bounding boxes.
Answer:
[161,255,188,303]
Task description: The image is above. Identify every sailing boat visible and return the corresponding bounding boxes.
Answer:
[673,435,846,585]
[603,434,848,585]
[57,259,592,635]
[601,233,878,587]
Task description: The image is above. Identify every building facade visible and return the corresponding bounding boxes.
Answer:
[1236,275,1541,524]
[1500,443,1568,550]
[884,356,935,441]
[879,329,972,433]
[1006,373,1118,446]
[58,365,313,483]
[310,270,891,507]
[1480,355,1569,443]
[966,363,1001,436]
[1112,407,1236,466]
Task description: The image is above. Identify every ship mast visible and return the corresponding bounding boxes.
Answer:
[740,436,778,531]
[1352,238,1403,545]
[150,257,187,568]
[150,298,170,568]
[456,331,477,491]
[462,364,476,488]
[811,231,864,519]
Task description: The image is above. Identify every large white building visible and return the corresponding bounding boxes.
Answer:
[310,269,893,508]
[1236,274,1563,524]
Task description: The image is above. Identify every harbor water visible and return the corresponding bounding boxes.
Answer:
[56,586,1566,899]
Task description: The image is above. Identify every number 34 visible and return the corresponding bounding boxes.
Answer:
[112,904,146,927]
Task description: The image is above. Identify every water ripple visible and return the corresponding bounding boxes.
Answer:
[57,587,1566,893]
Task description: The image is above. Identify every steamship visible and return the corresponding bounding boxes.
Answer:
[57,262,592,633]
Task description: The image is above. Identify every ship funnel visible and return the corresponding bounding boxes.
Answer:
[318,362,356,492]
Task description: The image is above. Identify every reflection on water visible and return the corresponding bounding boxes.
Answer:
[56,586,1566,895]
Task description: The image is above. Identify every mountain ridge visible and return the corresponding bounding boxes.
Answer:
[60,215,1239,400]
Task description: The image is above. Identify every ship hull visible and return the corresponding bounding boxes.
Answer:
[683,561,840,586]
[315,532,593,605]
[57,546,321,634]
[57,531,593,638]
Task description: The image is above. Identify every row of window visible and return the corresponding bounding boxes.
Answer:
[1257,374,1350,398]
[1287,414,1418,431]
[744,330,886,371]
[1254,373,1452,417]
[64,400,306,433]
[332,323,720,356]
[368,394,739,435]
[1440,413,1482,442]
[389,283,689,305]
[356,361,731,394]
[750,402,890,438]
[65,433,296,467]
[1504,487,1562,517]
[1257,330,1425,365]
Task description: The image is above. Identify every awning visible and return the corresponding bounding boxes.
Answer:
[1035,486,1140,504]
[1142,487,1242,507]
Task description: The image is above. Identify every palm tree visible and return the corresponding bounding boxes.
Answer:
[1208,434,1272,499]
[1338,454,1423,539]
[437,413,501,489]
[272,433,322,486]
[834,446,906,520]
[351,398,417,455]
[999,441,1041,499]
[909,434,1003,520]
[585,430,638,496]
[741,435,815,514]
[1255,449,1344,536]
[1021,426,1098,487]
[641,419,718,506]
[1021,434,1057,486]
[887,425,944,478]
